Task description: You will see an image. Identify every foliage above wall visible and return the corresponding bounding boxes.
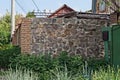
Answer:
[26,12,36,18]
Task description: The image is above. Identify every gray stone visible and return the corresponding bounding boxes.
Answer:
[30,18,108,58]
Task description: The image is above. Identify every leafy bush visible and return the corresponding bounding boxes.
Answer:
[57,51,84,74]
[0,44,13,50]
[10,51,83,71]
[9,51,109,80]
[9,51,84,79]
[0,13,23,46]
[87,58,109,71]
[0,13,11,46]
[0,46,21,69]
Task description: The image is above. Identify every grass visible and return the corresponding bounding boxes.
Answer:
[0,68,38,80]
[92,66,120,80]
[50,66,120,80]
[50,66,73,80]
[1,66,120,80]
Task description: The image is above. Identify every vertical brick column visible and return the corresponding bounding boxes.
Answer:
[20,18,32,53]
[110,12,117,24]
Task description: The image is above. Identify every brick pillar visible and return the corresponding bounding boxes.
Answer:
[20,18,32,53]
[110,12,118,25]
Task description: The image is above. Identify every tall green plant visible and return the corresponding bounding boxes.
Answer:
[0,46,21,69]
[0,12,23,48]
[0,13,11,46]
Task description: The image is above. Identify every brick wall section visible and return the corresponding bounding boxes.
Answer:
[110,12,118,24]
[20,18,32,53]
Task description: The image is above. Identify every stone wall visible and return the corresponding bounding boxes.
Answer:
[31,18,108,57]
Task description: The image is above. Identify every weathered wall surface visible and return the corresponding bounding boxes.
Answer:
[20,18,32,53]
[31,18,107,57]
[12,18,32,53]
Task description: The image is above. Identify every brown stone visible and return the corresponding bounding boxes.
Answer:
[13,17,108,58]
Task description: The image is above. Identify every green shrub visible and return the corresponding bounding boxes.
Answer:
[9,51,109,80]
[10,54,59,80]
[57,51,84,74]
[87,58,109,71]
[10,51,83,72]
[0,13,11,46]
[9,51,84,79]
[0,44,12,50]
[10,54,53,72]
[0,46,21,69]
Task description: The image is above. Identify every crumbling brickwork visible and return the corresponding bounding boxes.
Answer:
[12,18,32,53]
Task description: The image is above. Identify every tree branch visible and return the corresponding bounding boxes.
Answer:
[111,0,120,9]
[103,0,120,11]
